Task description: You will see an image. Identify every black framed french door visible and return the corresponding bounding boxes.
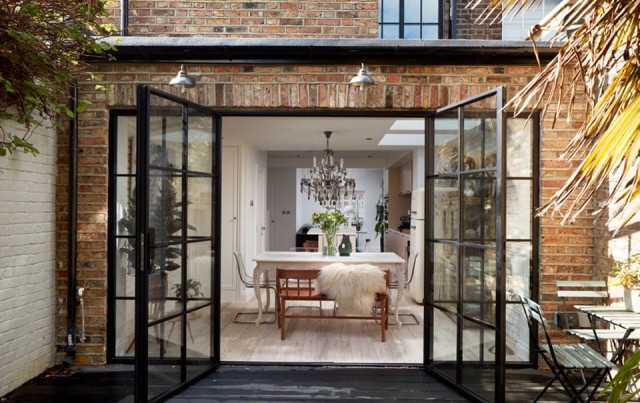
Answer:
[135,85,221,402]
[424,87,538,402]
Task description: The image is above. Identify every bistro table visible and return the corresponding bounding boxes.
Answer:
[575,305,640,363]
[253,251,406,326]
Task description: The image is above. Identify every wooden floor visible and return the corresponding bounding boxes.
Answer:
[220,291,424,364]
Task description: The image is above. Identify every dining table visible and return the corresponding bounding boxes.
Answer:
[575,304,640,363]
[253,251,406,326]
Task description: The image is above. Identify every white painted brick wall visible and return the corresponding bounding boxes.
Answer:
[0,117,57,398]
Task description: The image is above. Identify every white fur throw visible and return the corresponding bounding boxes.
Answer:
[316,263,387,314]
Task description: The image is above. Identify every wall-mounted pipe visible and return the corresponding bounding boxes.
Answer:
[121,0,129,36]
[63,83,79,366]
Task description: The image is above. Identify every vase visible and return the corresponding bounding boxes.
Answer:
[338,234,352,256]
[624,287,640,312]
[323,232,337,256]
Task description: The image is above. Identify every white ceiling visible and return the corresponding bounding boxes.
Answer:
[222,116,425,169]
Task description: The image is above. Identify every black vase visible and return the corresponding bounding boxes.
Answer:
[338,234,352,256]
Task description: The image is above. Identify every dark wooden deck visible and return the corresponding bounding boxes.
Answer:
[1,364,604,402]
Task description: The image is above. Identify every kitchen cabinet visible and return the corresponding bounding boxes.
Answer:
[399,161,412,195]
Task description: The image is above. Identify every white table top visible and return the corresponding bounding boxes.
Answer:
[254,251,405,265]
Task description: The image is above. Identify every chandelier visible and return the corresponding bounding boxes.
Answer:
[300,131,356,208]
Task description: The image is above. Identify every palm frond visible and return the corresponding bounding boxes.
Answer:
[475,0,640,232]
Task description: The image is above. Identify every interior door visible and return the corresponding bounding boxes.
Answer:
[135,86,221,402]
[425,87,508,402]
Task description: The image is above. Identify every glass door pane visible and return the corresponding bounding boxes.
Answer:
[135,86,220,402]
[426,88,507,402]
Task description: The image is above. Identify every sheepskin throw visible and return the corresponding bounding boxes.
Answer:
[317,263,387,314]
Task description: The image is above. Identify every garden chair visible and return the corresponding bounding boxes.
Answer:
[517,293,614,402]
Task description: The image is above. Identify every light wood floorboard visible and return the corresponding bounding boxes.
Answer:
[220,290,424,364]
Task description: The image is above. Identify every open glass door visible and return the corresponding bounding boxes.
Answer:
[425,87,538,401]
[135,86,221,402]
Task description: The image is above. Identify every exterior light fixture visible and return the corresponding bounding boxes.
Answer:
[300,131,356,208]
[350,63,375,90]
[169,64,196,88]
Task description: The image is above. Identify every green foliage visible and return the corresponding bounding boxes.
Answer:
[374,195,388,239]
[0,0,116,156]
[610,253,640,289]
[602,348,640,403]
[312,210,347,235]
[172,279,204,300]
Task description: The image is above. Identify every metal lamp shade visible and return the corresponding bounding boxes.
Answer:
[169,65,196,88]
[350,63,375,90]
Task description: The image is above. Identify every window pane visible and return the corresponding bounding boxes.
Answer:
[422,0,439,22]
[382,0,400,22]
[381,24,400,38]
[116,116,136,175]
[405,0,421,23]
[405,25,421,38]
[506,118,532,177]
[422,25,439,39]
[506,180,532,239]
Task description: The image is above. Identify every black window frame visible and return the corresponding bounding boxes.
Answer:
[378,0,443,39]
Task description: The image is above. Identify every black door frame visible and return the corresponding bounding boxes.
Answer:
[134,85,222,402]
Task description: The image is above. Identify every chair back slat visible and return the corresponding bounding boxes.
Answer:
[556,280,608,299]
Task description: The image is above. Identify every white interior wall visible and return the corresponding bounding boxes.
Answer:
[238,142,267,302]
[296,168,384,252]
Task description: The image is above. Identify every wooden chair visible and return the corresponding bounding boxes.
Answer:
[556,280,640,362]
[517,293,614,402]
[276,268,389,342]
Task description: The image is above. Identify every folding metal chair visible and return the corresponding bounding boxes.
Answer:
[518,294,614,402]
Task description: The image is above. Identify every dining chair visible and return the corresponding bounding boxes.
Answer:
[518,293,614,402]
[232,250,277,324]
[387,252,420,325]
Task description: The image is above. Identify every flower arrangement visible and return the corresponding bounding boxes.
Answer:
[312,210,347,256]
[610,253,640,289]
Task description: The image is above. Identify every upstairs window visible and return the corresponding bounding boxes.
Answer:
[502,0,562,40]
[379,0,440,39]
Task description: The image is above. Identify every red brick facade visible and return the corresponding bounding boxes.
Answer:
[102,0,501,39]
[53,60,603,363]
[50,0,624,367]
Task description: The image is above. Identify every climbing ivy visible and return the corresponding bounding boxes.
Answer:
[0,0,116,156]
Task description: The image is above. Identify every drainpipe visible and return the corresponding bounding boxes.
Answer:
[63,83,79,366]
[121,0,128,36]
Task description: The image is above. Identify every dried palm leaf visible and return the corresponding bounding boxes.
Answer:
[475,0,640,233]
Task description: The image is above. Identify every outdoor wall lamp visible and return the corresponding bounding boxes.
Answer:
[169,64,196,88]
[350,63,375,90]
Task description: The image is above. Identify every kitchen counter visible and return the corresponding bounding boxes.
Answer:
[388,229,411,238]
[386,229,410,261]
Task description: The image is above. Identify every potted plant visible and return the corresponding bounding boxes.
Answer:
[610,253,640,312]
[374,195,388,252]
[173,278,204,301]
[312,209,347,256]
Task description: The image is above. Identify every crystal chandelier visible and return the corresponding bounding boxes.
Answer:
[300,131,356,208]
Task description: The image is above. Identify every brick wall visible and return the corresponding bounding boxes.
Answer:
[0,117,57,396]
[104,0,379,38]
[455,0,501,40]
[53,61,596,364]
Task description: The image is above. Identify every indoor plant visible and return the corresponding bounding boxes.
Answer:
[173,278,204,300]
[374,195,388,252]
[312,210,347,256]
[610,253,640,312]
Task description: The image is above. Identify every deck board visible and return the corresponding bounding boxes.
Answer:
[3,364,595,402]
